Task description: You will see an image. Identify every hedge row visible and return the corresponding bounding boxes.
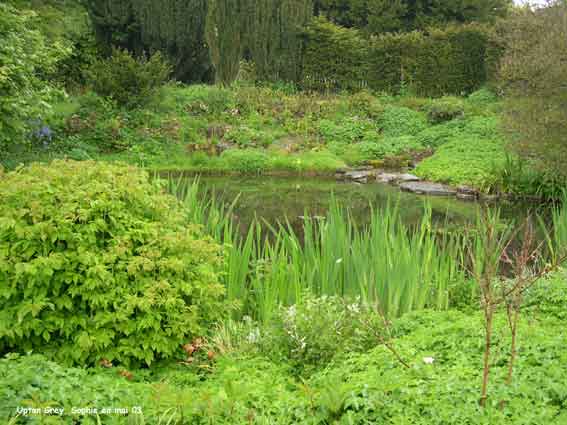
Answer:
[301,17,500,97]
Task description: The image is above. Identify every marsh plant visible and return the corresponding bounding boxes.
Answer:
[170,178,466,322]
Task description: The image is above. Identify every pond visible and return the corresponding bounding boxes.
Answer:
[188,175,535,234]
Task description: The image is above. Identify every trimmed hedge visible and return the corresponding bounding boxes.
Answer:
[301,17,369,92]
[301,18,498,97]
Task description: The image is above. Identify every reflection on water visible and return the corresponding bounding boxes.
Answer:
[189,175,533,235]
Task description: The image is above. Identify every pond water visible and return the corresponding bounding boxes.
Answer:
[190,175,534,234]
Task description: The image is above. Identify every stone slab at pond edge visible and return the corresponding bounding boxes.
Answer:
[376,172,420,184]
[399,181,458,196]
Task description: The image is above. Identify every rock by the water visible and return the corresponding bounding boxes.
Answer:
[376,173,399,183]
[399,182,457,196]
[456,193,477,201]
[398,173,421,183]
[456,185,479,201]
[342,170,376,182]
[377,172,420,184]
[480,194,500,202]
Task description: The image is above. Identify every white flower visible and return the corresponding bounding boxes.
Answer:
[247,328,260,344]
[336,258,343,264]
[423,357,435,364]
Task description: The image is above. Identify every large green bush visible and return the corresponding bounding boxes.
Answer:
[0,161,226,366]
[301,17,369,92]
[425,96,465,123]
[86,48,171,108]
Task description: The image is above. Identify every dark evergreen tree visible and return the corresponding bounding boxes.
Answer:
[85,0,139,53]
[244,0,313,82]
[366,0,407,34]
[133,0,211,82]
[205,0,244,85]
[314,0,511,34]
[85,0,212,82]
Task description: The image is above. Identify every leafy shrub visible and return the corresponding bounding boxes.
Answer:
[357,136,423,160]
[425,96,465,123]
[224,126,274,148]
[180,84,236,116]
[319,117,376,145]
[467,87,498,105]
[379,106,428,137]
[524,270,567,320]
[462,116,500,138]
[347,91,384,118]
[356,141,386,160]
[0,161,226,366]
[0,3,70,148]
[259,295,379,376]
[54,32,100,88]
[221,149,269,173]
[86,48,171,108]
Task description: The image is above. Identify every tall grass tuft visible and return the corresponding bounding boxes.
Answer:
[546,191,567,264]
[167,176,466,322]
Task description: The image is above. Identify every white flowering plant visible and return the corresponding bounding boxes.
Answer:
[259,293,382,376]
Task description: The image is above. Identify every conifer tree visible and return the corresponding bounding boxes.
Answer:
[85,0,211,82]
[245,0,313,82]
[205,0,244,85]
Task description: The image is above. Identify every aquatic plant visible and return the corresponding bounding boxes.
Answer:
[169,177,466,322]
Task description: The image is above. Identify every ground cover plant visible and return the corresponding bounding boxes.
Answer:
[3,280,567,424]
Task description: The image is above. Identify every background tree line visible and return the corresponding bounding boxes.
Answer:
[314,0,511,34]
[83,0,511,86]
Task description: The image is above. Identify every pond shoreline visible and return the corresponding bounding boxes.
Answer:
[159,167,549,205]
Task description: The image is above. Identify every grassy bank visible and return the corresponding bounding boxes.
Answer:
[2,84,516,190]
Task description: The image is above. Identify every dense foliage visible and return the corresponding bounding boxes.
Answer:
[2,2,567,424]
[498,1,567,179]
[0,161,226,367]
[86,48,171,107]
[85,0,212,82]
[83,0,504,89]
[0,3,69,149]
[314,0,511,34]
[3,273,567,423]
[302,19,497,96]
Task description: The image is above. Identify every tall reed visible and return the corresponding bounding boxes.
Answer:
[168,177,467,322]
[546,191,567,263]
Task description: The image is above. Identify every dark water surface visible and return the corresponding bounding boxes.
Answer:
[191,175,534,234]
